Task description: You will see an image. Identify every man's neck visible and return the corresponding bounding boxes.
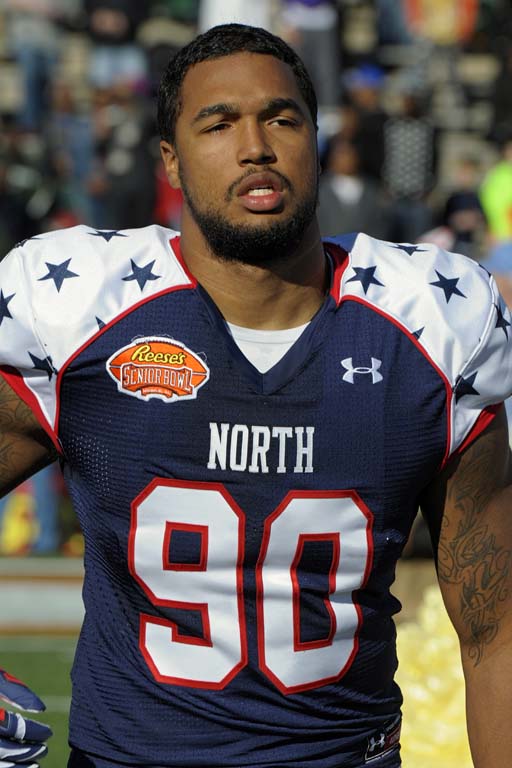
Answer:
[179,219,328,330]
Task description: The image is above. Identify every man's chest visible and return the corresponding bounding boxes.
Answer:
[57,293,447,537]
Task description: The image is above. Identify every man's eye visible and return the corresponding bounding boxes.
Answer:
[271,118,296,127]
[205,123,229,133]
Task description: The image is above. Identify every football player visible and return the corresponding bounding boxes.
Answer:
[0,23,511,768]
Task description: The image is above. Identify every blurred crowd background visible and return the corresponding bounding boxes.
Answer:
[2,0,512,556]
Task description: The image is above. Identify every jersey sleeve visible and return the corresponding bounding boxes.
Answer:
[331,233,512,461]
[451,271,512,456]
[0,246,60,451]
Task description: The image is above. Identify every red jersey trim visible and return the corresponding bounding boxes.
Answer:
[169,236,198,287]
[0,366,62,455]
[455,403,503,456]
[324,242,350,304]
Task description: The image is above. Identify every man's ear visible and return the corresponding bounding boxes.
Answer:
[160,140,181,189]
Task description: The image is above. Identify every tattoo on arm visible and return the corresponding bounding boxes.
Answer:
[437,431,512,666]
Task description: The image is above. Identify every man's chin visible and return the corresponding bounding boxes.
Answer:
[205,218,307,265]
[182,185,318,265]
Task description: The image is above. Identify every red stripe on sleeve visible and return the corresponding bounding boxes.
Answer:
[456,403,503,456]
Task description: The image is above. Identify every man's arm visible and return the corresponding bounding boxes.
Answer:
[0,379,58,764]
[420,407,512,768]
[0,377,58,498]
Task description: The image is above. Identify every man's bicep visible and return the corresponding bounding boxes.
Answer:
[420,407,512,665]
[0,376,58,497]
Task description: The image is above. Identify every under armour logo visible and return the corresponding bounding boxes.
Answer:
[341,357,383,384]
[368,734,386,752]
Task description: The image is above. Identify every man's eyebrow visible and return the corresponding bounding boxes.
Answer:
[192,103,239,124]
[259,98,306,119]
[192,98,306,125]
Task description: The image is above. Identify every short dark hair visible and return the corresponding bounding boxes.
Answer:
[157,23,318,144]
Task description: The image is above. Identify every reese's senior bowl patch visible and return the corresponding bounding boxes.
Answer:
[107,337,209,403]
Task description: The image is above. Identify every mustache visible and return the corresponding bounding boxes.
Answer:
[225,168,292,201]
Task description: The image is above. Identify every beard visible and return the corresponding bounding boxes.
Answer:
[179,168,318,265]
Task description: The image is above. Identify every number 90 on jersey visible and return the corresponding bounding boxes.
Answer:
[129,479,373,694]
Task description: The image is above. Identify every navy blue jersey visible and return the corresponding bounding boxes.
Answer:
[1,226,511,767]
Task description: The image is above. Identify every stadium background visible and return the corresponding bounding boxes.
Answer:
[1,1,512,765]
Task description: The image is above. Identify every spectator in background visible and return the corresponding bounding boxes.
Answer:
[343,63,388,182]
[419,154,487,261]
[2,0,80,132]
[479,132,512,243]
[280,0,341,136]
[442,194,486,259]
[82,1,156,230]
[317,133,389,239]
[142,1,199,91]
[88,85,156,230]
[0,122,36,253]
[47,79,95,224]
[382,88,437,242]
[0,118,55,250]
[419,192,487,260]
[84,0,149,91]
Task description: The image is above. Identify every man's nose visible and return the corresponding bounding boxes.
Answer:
[236,120,277,165]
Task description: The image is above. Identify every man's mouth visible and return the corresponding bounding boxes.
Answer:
[246,186,275,197]
[236,172,286,212]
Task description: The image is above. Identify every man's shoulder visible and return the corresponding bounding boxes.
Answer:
[328,232,512,455]
[7,224,181,267]
[328,231,493,308]
[327,232,504,382]
[328,231,487,279]
[2,224,190,300]
[0,224,194,371]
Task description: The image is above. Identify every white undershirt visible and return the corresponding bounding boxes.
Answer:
[227,321,310,373]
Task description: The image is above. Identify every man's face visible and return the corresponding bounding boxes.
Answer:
[161,52,319,264]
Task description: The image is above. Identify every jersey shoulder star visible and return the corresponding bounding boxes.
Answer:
[0,291,15,326]
[429,270,466,303]
[122,259,161,291]
[87,229,128,242]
